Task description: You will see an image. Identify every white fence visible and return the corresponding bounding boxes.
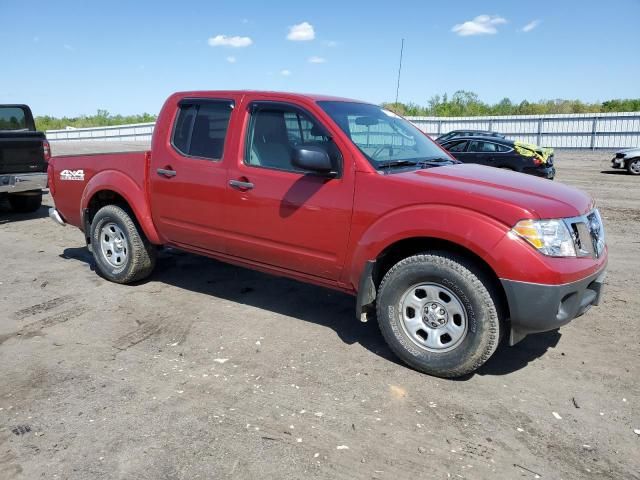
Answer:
[46,112,640,149]
[46,122,155,142]
[409,112,640,149]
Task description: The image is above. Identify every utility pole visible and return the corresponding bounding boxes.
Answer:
[395,38,404,105]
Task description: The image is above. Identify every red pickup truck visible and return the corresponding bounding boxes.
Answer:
[48,91,607,377]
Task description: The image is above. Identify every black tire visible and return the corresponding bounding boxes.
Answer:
[376,252,501,378]
[8,192,42,213]
[627,158,640,175]
[90,204,156,284]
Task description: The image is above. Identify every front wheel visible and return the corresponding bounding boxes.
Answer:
[376,253,501,378]
[90,205,156,284]
[627,158,640,175]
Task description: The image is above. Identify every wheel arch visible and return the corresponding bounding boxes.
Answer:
[80,171,162,245]
[350,206,512,322]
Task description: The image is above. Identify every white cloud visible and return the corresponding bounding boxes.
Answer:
[308,56,326,64]
[208,35,253,48]
[452,15,507,36]
[280,69,291,76]
[287,22,315,41]
[522,20,540,32]
[226,56,237,63]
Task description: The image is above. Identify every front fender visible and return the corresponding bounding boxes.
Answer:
[80,170,162,245]
[346,205,510,289]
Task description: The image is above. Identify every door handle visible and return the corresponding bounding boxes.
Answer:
[229,179,254,190]
[157,168,177,178]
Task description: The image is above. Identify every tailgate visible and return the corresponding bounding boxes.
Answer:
[0,131,47,174]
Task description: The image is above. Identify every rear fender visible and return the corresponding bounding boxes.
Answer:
[80,170,162,244]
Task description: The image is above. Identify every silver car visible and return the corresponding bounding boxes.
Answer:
[612,147,640,175]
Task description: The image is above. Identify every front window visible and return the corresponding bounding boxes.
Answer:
[318,101,453,169]
[245,103,341,173]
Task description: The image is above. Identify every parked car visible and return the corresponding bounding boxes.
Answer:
[435,129,505,144]
[611,147,640,175]
[440,136,555,179]
[0,104,50,212]
[47,91,607,378]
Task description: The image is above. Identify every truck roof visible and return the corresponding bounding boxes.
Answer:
[171,90,366,104]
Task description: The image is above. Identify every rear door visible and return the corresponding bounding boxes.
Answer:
[149,97,237,252]
[466,140,492,166]
[224,98,354,280]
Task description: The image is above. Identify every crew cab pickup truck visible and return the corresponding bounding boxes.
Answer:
[1,104,50,212]
[48,91,607,377]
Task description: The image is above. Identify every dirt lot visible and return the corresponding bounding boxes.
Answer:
[1,145,638,479]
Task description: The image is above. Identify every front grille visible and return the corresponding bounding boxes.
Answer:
[566,210,605,258]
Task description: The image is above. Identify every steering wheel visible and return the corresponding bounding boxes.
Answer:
[371,145,393,160]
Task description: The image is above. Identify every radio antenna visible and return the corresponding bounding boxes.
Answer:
[395,38,404,104]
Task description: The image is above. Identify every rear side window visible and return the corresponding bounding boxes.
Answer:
[0,106,27,130]
[480,142,498,152]
[172,100,233,160]
[496,144,511,152]
[445,140,468,152]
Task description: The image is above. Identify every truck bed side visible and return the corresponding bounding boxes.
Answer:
[50,151,148,229]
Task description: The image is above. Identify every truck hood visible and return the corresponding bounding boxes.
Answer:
[392,164,593,225]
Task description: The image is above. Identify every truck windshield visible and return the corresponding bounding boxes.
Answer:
[0,106,28,131]
[318,101,453,169]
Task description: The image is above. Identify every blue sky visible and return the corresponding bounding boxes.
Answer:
[1,0,639,116]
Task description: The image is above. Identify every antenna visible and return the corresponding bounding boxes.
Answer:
[395,38,404,105]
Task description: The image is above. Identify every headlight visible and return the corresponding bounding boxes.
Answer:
[511,219,577,257]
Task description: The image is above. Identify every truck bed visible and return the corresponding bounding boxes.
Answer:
[51,150,149,227]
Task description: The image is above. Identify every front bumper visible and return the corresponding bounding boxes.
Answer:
[0,172,47,194]
[611,157,625,168]
[501,265,606,345]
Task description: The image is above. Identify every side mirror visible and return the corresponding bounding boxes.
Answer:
[292,146,336,176]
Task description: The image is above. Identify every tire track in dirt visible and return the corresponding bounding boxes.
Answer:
[0,305,89,345]
[13,295,73,320]
[113,316,192,352]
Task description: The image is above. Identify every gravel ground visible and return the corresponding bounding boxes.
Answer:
[1,144,638,479]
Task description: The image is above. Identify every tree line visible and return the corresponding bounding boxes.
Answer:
[36,110,156,131]
[33,92,640,130]
[382,91,640,117]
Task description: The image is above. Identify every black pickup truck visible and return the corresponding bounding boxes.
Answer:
[0,104,50,212]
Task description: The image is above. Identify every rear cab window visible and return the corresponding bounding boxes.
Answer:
[171,100,233,160]
[0,106,30,131]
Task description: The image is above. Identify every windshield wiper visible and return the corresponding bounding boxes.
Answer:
[376,159,421,168]
[376,157,454,170]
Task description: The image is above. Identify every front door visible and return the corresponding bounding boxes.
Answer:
[149,98,236,252]
[224,100,354,280]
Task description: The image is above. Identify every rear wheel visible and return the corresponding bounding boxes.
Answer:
[8,191,42,213]
[627,158,640,175]
[90,205,156,284]
[376,252,501,378]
